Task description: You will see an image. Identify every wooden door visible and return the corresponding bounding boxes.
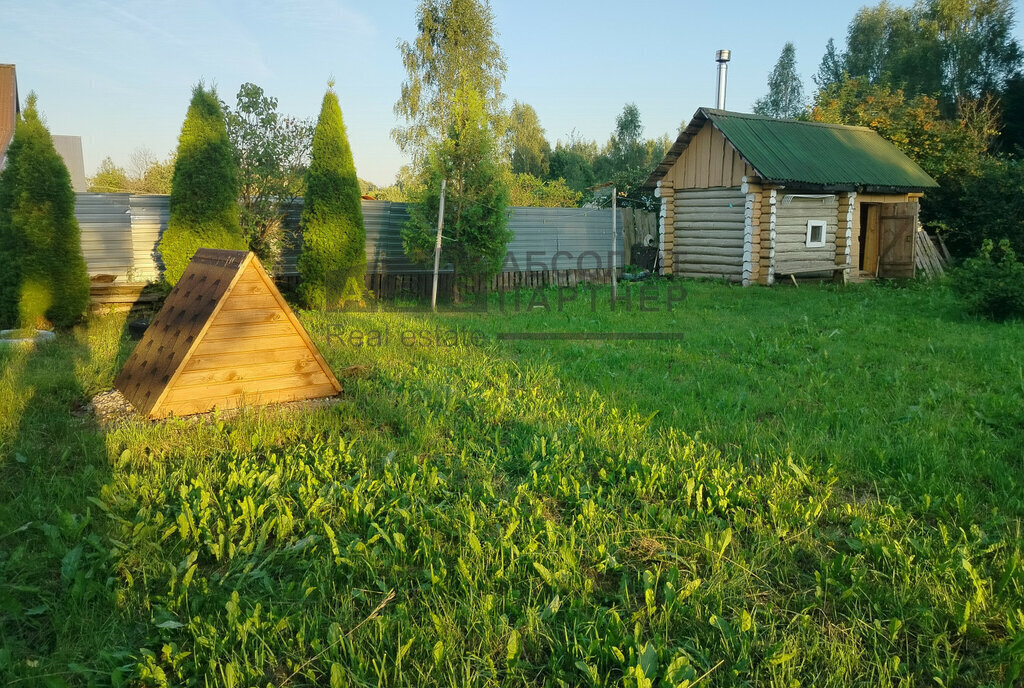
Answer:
[877,202,918,279]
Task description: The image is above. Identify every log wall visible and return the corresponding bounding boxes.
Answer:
[741,177,763,285]
[837,192,856,277]
[656,180,675,275]
[673,187,746,281]
[773,195,840,276]
[757,188,778,284]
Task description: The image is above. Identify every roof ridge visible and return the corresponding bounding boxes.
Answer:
[701,108,875,133]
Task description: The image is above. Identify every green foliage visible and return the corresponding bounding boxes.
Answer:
[137,156,175,195]
[843,2,942,97]
[298,87,366,309]
[393,0,508,168]
[952,239,1024,320]
[403,87,511,292]
[506,173,582,207]
[997,72,1024,153]
[927,155,1024,257]
[506,101,550,177]
[87,157,130,193]
[832,0,1021,109]
[0,93,89,329]
[547,144,595,194]
[224,83,314,271]
[588,104,670,207]
[158,85,245,285]
[753,42,806,118]
[88,150,175,194]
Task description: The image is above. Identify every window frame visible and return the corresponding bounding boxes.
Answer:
[805,219,827,248]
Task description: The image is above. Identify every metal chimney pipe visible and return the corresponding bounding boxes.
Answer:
[715,49,731,110]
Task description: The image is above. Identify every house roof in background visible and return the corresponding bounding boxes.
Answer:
[0,64,19,169]
[53,135,87,191]
[645,108,939,192]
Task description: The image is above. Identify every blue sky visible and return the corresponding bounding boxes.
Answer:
[6,0,1024,186]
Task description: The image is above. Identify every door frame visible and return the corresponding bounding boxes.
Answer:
[859,203,881,274]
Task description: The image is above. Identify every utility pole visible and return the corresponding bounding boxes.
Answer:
[431,179,447,312]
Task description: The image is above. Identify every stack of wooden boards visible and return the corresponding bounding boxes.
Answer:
[915,228,950,279]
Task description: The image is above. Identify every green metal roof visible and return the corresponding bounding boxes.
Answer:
[644,108,938,191]
[705,109,938,190]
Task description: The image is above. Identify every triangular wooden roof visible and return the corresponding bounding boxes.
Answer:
[115,249,341,418]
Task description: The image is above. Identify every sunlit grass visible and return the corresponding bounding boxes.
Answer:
[1,279,1022,686]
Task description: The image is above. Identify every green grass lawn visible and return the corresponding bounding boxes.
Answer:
[1,279,1022,687]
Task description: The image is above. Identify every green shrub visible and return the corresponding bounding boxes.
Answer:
[951,239,1024,321]
[926,156,1024,259]
[0,93,89,329]
[158,85,245,285]
[298,86,366,309]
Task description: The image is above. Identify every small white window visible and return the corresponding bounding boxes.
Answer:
[806,220,827,248]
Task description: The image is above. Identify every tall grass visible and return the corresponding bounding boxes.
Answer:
[1,280,1022,686]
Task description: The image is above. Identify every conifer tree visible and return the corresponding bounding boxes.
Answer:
[298,84,366,309]
[0,93,89,329]
[158,84,244,285]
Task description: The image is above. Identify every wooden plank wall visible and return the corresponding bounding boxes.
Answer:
[673,188,746,281]
[619,208,658,266]
[664,124,755,191]
[773,195,840,275]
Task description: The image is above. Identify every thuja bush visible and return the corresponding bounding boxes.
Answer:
[0,93,89,329]
[158,84,245,285]
[298,85,366,309]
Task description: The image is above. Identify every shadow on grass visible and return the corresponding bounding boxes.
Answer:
[0,321,138,683]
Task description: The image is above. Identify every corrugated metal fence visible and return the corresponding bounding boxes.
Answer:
[75,194,625,294]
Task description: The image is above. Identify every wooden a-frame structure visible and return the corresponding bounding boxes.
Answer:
[116,249,341,418]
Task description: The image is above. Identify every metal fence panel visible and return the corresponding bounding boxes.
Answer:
[128,195,168,282]
[75,193,133,278]
[76,194,624,281]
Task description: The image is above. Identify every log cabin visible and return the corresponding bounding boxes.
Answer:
[644,108,939,284]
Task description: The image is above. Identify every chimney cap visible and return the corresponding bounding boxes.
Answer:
[716,49,731,63]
